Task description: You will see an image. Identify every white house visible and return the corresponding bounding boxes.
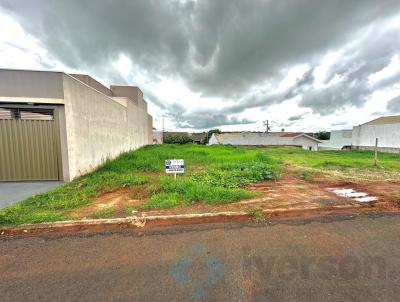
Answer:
[352,115,400,153]
[208,132,320,150]
[319,130,352,150]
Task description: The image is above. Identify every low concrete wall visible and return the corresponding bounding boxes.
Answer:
[62,74,151,180]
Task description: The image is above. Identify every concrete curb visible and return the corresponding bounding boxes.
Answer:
[0,211,248,237]
[0,205,378,237]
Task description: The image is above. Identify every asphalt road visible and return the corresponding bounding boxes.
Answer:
[1,213,400,301]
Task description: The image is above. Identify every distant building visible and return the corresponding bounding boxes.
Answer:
[319,130,352,150]
[352,115,400,153]
[208,132,320,150]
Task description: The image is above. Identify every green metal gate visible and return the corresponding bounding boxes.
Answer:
[0,108,60,181]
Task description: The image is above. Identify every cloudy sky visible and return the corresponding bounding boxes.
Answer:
[0,0,399,132]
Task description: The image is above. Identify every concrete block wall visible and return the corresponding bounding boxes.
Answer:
[0,69,153,181]
[62,75,152,180]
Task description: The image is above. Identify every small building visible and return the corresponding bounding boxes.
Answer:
[319,130,352,150]
[208,132,320,150]
[352,115,400,153]
[0,69,153,182]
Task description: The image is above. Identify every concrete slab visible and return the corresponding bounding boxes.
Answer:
[0,181,63,208]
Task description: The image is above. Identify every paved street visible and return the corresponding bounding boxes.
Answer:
[0,181,62,208]
[1,213,400,301]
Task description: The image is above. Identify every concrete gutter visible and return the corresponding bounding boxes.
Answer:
[0,204,382,238]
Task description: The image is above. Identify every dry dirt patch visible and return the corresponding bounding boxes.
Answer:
[70,185,150,219]
[69,171,400,220]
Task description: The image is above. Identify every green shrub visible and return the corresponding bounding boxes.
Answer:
[164,134,194,144]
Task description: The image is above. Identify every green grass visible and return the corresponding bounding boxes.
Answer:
[123,203,136,215]
[141,177,257,210]
[89,208,116,219]
[263,147,400,170]
[0,169,147,226]
[2,144,399,226]
[254,146,400,182]
[0,144,280,225]
[141,192,185,210]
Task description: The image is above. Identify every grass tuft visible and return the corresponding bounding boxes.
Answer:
[89,208,116,219]
[249,208,265,222]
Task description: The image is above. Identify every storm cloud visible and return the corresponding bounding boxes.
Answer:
[1,0,400,129]
[387,96,400,113]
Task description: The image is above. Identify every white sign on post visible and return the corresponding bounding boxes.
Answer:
[165,159,185,174]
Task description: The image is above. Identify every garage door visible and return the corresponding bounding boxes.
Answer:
[0,108,60,181]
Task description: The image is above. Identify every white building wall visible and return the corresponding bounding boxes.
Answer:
[352,124,400,150]
[293,136,319,150]
[208,133,319,149]
[208,133,219,145]
[319,129,352,150]
[62,74,150,180]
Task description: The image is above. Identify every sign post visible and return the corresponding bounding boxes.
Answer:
[165,159,184,180]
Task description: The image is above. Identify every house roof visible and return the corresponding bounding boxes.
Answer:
[363,115,400,125]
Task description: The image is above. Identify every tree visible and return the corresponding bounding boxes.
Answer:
[315,131,330,140]
[204,129,221,144]
[164,134,194,144]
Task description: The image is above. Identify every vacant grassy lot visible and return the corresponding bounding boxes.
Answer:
[0,145,280,226]
[1,145,399,226]
[267,147,400,182]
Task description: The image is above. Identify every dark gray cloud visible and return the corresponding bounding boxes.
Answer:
[387,96,400,113]
[288,115,303,122]
[1,0,400,129]
[164,103,255,129]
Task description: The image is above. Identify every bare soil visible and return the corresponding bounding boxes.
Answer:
[69,169,400,220]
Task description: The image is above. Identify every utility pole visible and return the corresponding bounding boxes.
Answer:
[263,120,271,133]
